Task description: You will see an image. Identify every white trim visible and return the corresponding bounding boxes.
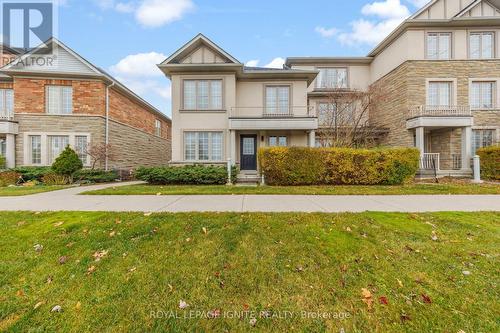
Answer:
[22,132,91,167]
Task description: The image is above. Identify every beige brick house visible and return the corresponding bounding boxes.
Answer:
[0,38,171,170]
[162,0,499,178]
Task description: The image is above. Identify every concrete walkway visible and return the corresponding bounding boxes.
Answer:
[0,182,499,213]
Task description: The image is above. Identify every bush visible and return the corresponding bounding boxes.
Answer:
[42,173,70,186]
[477,146,500,181]
[0,171,21,187]
[74,169,119,183]
[0,156,5,169]
[136,165,238,185]
[259,147,420,186]
[51,146,83,176]
[11,166,52,182]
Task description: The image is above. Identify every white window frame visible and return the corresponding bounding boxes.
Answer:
[46,85,73,115]
[469,78,500,110]
[155,119,162,137]
[0,89,14,117]
[316,67,348,89]
[472,129,496,154]
[29,135,42,165]
[426,79,457,107]
[23,132,90,166]
[182,79,223,110]
[426,32,452,60]
[183,131,224,162]
[469,31,495,59]
[0,138,6,156]
[265,85,291,115]
[268,136,288,147]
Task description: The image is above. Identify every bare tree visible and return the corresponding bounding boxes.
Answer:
[85,143,116,170]
[315,84,388,148]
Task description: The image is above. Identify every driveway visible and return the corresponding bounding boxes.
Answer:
[0,182,499,213]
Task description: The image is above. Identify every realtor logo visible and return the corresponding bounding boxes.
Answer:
[1,0,57,55]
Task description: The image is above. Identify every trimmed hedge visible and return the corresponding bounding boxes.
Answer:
[477,146,499,181]
[74,169,119,183]
[0,156,5,169]
[11,166,52,182]
[136,165,238,185]
[259,147,420,185]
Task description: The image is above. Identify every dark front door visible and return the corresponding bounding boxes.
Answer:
[240,135,257,171]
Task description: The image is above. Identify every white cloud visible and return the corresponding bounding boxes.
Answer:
[406,0,431,8]
[361,0,410,18]
[115,2,135,13]
[264,57,285,69]
[245,59,260,67]
[135,0,194,27]
[326,0,411,47]
[315,26,338,38]
[110,52,166,77]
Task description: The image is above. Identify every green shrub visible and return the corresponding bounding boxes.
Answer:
[0,171,21,187]
[136,165,238,185]
[51,146,83,176]
[11,166,52,182]
[74,169,119,183]
[259,147,420,186]
[42,173,70,186]
[477,145,500,181]
[0,156,5,169]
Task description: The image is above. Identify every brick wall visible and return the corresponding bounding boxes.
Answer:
[0,82,13,89]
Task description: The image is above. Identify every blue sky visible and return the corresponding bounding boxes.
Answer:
[55,0,430,116]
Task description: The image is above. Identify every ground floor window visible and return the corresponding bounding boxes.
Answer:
[30,135,42,165]
[48,136,70,164]
[75,136,88,165]
[184,131,223,161]
[269,136,287,147]
[0,138,5,156]
[472,129,495,154]
[24,133,90,166]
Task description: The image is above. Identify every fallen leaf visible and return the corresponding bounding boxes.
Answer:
[185,238,191,242]
[34,301,44,310]
[93,250,108,261]
[144,212,153,217]
[86,265,96,275]
[361,288,373,310]
[109,231,116,237]
[58,256,68,264]
[179,300,189,309]
[431,231,438,241]
[16,290,25,297]
[462,270,471,276]
[168,284,173,292]
[421,294,432,304]
[156,192,162,196]
[346,227,352,232]
[400,313,411,323]
[53,221,64,227]
[128,267,137,273]
[115,219,122,224]
[202,227,208,235]
[66,242,74,248]
[379,296,389,305]
[46,276,53,284]
[397,279,404,287]
[17,221,26,227]
[75,302,81,310]
[51,305,62,313]
[34,244,43,253]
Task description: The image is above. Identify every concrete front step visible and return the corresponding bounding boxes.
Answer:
[237,172,261,185]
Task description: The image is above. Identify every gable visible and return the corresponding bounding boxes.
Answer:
[180,45,230,64]
[413,0,476,19]
[456,0,500,17]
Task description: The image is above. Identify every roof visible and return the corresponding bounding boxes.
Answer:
[285,57,373,67]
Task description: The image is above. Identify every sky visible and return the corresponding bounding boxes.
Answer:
[54,0,431,116]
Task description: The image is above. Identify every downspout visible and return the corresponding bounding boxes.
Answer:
[105,81,115,171]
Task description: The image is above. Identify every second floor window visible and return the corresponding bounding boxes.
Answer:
[427,82,452,106]
[471,82,495,109]
[317,68,348,89]
[318,103,336,126]
[46,86,73,114]
[265,86,290,115]
[155,119,162,137]
[469,32,494,59]
[183,80,222,110]
[426,33,451,60]
[0,89,14,116]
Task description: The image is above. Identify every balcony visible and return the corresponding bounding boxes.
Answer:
[0,110,14,121]
[406,106,473,129]
[229,106,318,130]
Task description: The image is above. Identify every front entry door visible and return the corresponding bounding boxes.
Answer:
[240,135,257,171]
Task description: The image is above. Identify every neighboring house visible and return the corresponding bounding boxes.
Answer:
[0,38,171,170]
[161,0,500,178]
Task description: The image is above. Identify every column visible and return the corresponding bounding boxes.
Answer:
[229,130,236,165]
[6,134,15,168]
[461,126,472,170]
[415,127,425,158]
[309,130,316,148]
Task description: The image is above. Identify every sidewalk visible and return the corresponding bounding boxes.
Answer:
[0,182,499,213]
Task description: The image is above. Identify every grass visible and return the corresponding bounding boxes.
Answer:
[82,183,500,195]
[0,186,69,197]
[0,211,498,332]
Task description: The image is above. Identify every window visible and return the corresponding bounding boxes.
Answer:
[265,86,290,115]
[318,103,336,126]
[428,82,452,106]
[30,135,41,164]
[470,32,494,59]
[75,136,88,165]
[155,119,162,137]
[46,86,73,114]
[184,132,223,161]
[426,33,451,60]
[471,82,495,109]
[48,135,69,164]
[317,68,348,89]
[183,80,223,110]
[269,136,287,147]
[472,129,495,154]
[0,138,6,156]
[0,89,13,116]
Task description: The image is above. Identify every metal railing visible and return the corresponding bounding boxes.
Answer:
[420,153,440,170]
[408,105,471,119]
[0,109,14,120]
[230,106,315,118]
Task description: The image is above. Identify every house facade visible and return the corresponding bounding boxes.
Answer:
[0,39,171,170]
[162,0,500,177]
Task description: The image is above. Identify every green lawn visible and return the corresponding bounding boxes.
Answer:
[1,211,499,332]
[0,186,69,197]
[82,183,500,195]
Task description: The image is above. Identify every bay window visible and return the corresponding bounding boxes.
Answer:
[469,32,494,59]
[426,32,451,60]
[265,86,290,115]
[184,131,223,161]
[316,68,348,89]
[183,80,223,110]
[471,81,495,109]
